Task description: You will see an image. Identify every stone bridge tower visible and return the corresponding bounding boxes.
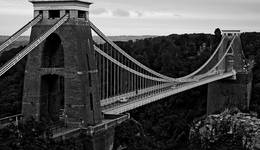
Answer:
[22,0,102,126]
[22,1,129,150]
[207,30,253,114]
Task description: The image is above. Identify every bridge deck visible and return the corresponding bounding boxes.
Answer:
[102,72,235,114]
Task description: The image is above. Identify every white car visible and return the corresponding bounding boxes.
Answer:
[171,85,176,89]
[118,97,128,103]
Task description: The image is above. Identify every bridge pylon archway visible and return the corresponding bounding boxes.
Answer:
[40,74,64,123]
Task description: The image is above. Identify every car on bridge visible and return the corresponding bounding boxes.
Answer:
[118,97,128,103]
[171,83,181,89]
[171,85,177,89]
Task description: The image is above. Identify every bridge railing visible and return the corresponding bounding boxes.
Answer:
[101,82,175,107]
[85,113,130,136]
[102,71,236,114]
[48,120,69,134]
[0,114,23,128]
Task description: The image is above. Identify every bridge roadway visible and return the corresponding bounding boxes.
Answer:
[102,71,235,114]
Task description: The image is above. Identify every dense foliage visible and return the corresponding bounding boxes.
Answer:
[114,33,217,78]
[0,46,27,118]
[0,118,91,150]
[241,33,260,115]
[0,30,259,150]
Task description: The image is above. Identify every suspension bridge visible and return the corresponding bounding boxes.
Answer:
[0,0,253,150]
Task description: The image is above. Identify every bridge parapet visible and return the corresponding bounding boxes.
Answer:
[30,0,91,20]
[222,30,241,38]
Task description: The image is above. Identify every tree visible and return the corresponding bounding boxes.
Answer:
[213,28,222,49]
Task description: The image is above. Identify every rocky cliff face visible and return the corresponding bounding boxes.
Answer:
[190,108,260,150]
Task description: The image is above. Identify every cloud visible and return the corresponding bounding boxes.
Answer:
[91,8,108,15]
[112,9,130,17]
[90,9,182,20]
[128,11,143,18]
[131,11,182,19]
[135,11,143,17]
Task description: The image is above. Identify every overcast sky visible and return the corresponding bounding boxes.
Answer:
[0,0,260,36]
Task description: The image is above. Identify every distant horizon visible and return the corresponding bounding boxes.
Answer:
[1,31,260,37]
[0,29,258,37]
